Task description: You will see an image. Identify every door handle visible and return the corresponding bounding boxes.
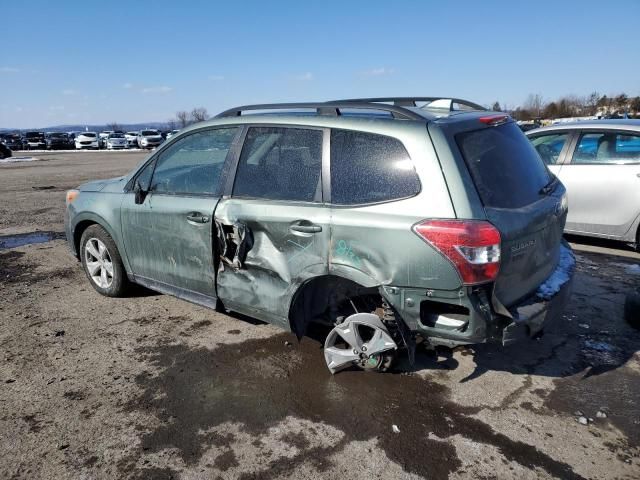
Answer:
[186,212,210,224]
[290,222,322,233]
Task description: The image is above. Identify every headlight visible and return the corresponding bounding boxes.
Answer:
[66,189,80,205]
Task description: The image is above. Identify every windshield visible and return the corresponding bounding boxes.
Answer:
[109,133,125,138]
[26,132,43,138]
[50,133,65,138]
[82,132,97,138]
[126,132,137,136]
[142,130,158,136]
[456,122,551,209]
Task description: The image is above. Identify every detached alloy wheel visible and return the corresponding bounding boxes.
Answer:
[80,225,129,297]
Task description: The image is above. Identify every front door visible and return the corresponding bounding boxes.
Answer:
[214,126,330,329]
[121,127,240,305]
[556,129,640,238]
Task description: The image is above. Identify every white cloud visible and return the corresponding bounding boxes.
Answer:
[208,75,224,81]
[293,72,313,81]
[62,89,77,96]
[122,82,134,89]
[141,86,173,94]
[361,67,394,77]
[0,67,19,73]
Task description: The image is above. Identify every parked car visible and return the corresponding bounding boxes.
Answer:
[136,129,163,149]
[46,132,71,150]
[24,131,46,150]
[166,129,180,140]
[105,132,128,150]
[527,120,640,249]
[75,132,100,150]
[0,142,11,159]
[124,131,139,148]
[65,98,574,374]
[98,131,114,149]
[0,133,23,151]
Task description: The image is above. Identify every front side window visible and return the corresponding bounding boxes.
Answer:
[330,130,420,205]
[150,127,238,195]
[573,131,640,164]
[529,132,570,165]
[233,127,322,202]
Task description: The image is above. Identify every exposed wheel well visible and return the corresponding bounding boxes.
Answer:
[73,220,97,258]
[288,275,381,338]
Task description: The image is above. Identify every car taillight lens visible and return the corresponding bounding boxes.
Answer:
[413,219,501,285]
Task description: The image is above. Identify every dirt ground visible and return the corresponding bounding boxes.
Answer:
[1,151,639,480]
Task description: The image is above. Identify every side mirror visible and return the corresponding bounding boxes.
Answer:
[134,180,148,205]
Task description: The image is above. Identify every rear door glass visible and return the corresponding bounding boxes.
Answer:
[572,131,640,164]
[456,122,551,209]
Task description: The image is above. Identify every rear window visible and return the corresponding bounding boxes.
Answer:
[457,122,551,209]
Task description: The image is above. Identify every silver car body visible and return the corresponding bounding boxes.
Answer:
[527,120,640,245]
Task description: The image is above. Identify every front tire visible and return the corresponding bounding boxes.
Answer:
[80,225,130,297]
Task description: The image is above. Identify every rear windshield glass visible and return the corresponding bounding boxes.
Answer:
[456,122,551,209]
[142,130,157,136]
[83,133,97,138]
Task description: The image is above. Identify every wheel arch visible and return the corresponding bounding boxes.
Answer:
[72,213,126,267]
[287,273,382,338]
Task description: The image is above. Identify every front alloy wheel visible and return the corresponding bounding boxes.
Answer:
[84,238,113,288]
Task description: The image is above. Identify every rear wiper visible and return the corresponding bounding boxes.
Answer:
[539,175,558,195]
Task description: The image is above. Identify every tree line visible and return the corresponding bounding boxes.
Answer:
[167,107,209,130]
[492,92,640,121]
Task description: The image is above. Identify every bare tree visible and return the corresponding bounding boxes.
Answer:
[190,107,209,123]
[631,97,640,117]
[167,118,177,131]
[615,93,629,112]
[585,91,600,116]
[107,122,120,131]
[492,101,502,112]
[523,94,545,119]
[176,111,189,128]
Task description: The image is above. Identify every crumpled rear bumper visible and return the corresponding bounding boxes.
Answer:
[502,243,575,345]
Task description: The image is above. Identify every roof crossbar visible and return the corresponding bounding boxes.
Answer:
[331,97,487,112]
[215,101,425,120]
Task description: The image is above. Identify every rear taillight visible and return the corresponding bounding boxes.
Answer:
[413,220,501,285]
[478,114,509,126]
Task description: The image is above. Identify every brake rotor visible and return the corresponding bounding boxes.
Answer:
[324,313,397,374]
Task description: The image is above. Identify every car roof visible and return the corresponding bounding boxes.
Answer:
[527,119,640,135]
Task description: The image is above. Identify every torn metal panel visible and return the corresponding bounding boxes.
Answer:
[214,198,330,329]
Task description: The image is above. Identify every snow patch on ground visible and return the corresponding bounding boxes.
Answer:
[0,156,39,164]
[536,244,575,300]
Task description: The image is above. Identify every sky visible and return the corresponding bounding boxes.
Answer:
[2,0,639,129]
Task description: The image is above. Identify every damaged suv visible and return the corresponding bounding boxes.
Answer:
[65,98,574,373]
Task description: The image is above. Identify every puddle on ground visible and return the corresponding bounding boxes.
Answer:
[0,231,65,249]
[119,333,585,480]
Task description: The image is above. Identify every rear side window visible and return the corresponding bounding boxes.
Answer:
[330,130,420,205]
[457,122,551,209]
[233,127,322,202]
[573,131,640,164]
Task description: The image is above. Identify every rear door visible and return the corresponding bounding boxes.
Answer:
[120,127,239,306]
[554,129,640,239]
[214,125,330,329]
[456,121,566,306]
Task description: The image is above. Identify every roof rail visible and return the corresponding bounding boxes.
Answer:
[331,97,487,112]
[215,101,425,120]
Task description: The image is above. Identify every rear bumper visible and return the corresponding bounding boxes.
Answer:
[383,243,575,348]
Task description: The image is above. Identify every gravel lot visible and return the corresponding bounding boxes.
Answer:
[1,151,639,479]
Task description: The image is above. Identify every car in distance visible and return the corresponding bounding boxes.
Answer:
[75,132,100,150]
[0,133,23,151]
[98,131,114,149]
[136,129,163,149]
[0,141,11,159]
[46,132,71,150]
[65,97,574,374]
[166,129,180,140]
[24,131,46,150]
[124,131,139,148]
[527,120,640,250]
[105,132,128,150]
